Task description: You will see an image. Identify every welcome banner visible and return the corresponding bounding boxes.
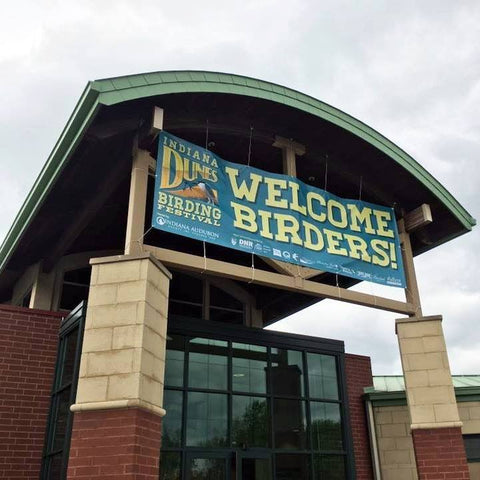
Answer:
[152,131,406,288]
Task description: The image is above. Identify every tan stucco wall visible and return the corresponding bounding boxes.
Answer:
[458,401,480,434]
[458,401,480,479]
[373,405,418,480]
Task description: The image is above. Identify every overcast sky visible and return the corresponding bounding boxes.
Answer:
[1,0,479,375]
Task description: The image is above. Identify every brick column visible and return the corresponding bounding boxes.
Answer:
[68,253,171,479]
[396,315,470,479]
[344,354,374,479]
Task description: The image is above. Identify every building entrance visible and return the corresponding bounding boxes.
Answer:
[160,317,352,480]
[186,450,271,480]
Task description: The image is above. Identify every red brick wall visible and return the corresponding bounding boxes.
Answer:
[67,408,162,479]
[345,353,374,479]
[0,304,63,479]
[412,427,470,479]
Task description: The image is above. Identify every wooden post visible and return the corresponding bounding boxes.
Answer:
[398,219,422,317]
[124,107,164,255]
[267,136,322,278]
[124,146,151,255]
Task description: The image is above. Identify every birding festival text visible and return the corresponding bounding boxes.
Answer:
[152,131,405,287]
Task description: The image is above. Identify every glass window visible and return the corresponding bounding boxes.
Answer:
[21,288,32,307]
[188,457,227,480]
[46,453,63,479]
[464,434,480,462]
[275,454,310,480]
[60,268,91,311]
[210,285,243,311]
[188,338,228,391]
[161,330,348,480]
[169,272,203,319]
[42,303,85,480]
[170,272,203,304]
[163,390,183,447]
[313,454,346,479]
[52,388,72,451]
[311,402,343,451]
[165,335,185,387]
[232,343,267,394]
[232,395,270,448]
[169,301,203,319]
[169,271,246,324]
[273,398,307,449]
[159,451,182,480]
[210,308,244,324]
[307,353,339,400]
[186,392,228,447]
[271,348,304,397]
[60,333,78,387]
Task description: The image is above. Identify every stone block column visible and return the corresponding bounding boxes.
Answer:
[68,253,171,480]
[396,315,470,479]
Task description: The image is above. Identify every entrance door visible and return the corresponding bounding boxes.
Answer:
[237,450,272,480]
[186,451,232,480]
[185,451,272,480]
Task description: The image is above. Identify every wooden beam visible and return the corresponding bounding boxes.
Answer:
[398,219,422,317]
[404,204,432,232]
[144,244,416,315]
[261,257,322,279]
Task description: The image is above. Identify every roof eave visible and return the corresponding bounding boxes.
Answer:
[0,81,103,274]
[0,71,475,277]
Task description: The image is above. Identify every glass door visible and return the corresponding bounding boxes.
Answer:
[237,451,272,480]
[186,451,232,480]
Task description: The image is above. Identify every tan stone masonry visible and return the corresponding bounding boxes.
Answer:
[396,315,462,430]
[71,253,171,417]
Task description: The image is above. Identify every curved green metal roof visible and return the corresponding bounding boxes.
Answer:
[0,70,475,275]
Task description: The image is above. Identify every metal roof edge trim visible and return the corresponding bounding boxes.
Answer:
[364,385,480,406]
[92,71,475,230]
[0,82,102,274]
[0,71,475,277]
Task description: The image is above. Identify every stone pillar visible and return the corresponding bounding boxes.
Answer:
[68,253,171,480]
[396,315,470,479]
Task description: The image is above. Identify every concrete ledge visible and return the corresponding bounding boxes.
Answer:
[395,315,442,334]
[89,252,172,280]
[410,420,463,430]
[70,399,166,417]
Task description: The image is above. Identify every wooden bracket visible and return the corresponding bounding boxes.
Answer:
[272,135,306,177]
[150,106,164,136]
[404,204,432,232]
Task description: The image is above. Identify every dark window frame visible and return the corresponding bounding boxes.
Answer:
[41,302,86,480]
[464,434,480,463]
[161,316,355,479]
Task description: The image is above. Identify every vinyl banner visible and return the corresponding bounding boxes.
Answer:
[152,131,406,288]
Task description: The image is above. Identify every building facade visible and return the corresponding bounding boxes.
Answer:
[0,71,476,479]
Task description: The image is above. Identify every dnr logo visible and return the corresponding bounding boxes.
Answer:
[239,239,254,248]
